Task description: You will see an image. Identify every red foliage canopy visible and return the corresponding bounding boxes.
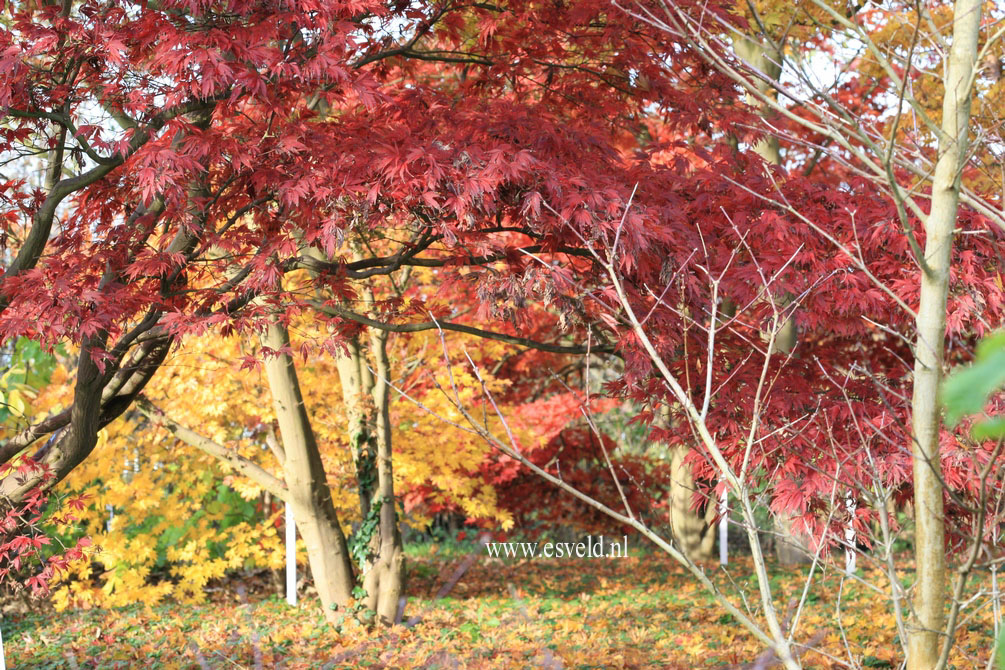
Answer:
[1,0,1003,555]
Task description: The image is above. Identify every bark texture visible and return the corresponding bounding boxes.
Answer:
[669,444,717,560]
[306,242,404,625]
[360,328,405,624]
[334,336,378,518]
[262,321,355,621]
[907,0,981,666]
[334,329,404,625]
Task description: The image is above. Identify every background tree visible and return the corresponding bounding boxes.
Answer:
[43,314,652,612]
[615,0,1005,666]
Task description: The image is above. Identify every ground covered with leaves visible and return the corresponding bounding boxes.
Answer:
[4,551,994,669]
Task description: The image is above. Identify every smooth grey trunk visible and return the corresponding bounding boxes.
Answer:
[664,297,741,560]
[907,0,981,666]
[262,321,355,621]
[334,336,378,519]
[360,328,405,624]
[732,35,783,167]
[734,34,809,566]
[304,243,404,626]
[669,444,717,560]
[770,299,810,566]
[333,330,405,624]
[770,307,809,566]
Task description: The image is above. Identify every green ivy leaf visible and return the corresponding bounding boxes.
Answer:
[943,331,1005,427]
[973,416,1005,442]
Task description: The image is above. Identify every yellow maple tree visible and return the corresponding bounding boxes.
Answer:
[44,315,533,608]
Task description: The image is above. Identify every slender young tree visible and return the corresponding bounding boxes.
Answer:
[908,0,983,664]
[622,0,1000,665]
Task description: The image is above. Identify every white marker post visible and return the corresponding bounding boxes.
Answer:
[718,487,728,565]
[285,502,297,606]
[844,492,856,574]
[0,618,6,670]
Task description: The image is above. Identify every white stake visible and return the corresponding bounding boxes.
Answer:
[0,617,7,670]
[844,493,856,574]
[285,502,297,606]
[718,486,728,565]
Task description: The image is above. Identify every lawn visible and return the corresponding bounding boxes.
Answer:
[4,548,994,669]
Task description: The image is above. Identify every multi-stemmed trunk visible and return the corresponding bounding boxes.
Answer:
[149,316,404,626]
[334,325,405,624]
[261,321,356,621]
[359,327,405,623]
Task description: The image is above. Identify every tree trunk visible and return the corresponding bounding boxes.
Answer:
[769,291,808,566]
[334,336,378,519]
[907,0,981,666]
[669,444,717,560]
[731,34,783,166]
[770,306,811,567]
[304,241,405,625]
[360,328,405,624]
[742,42,813,564]
[262,320,355,621]
[334,328,405,625]
[733,34,811,567]
[774,514,812,565]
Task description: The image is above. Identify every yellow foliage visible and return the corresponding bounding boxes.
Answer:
[45,317,533,607]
